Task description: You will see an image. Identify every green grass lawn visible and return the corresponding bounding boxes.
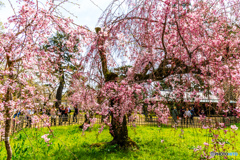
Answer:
[0,124,239,160]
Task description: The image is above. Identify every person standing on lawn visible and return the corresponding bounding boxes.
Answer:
[64,106,69,122]
[73,105,79,123]
[200,108,206,125]
[184,108,192,125]
[180,106,185,125]
[172,106,178,124]
[190,107,195,125]
[68,106,71,113]
[200,109,205,117]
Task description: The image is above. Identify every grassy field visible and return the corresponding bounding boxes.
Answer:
[0,124,240,160]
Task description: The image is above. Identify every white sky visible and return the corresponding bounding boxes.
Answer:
[0,0,112,31]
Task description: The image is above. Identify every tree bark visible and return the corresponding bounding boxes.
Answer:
[108,99,137,148]
[110,114,128,144]
[109,114,137,148]
[54,73,64,109]
[5,58,13,160]
[5,108,12,160]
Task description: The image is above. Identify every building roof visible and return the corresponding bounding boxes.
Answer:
[159,90,236,103]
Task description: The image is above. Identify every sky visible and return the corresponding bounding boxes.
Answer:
[0,0,113,30]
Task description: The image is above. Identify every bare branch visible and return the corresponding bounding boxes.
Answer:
[162,13,168,58]
[175,19,191,58]
[8,0,16,16]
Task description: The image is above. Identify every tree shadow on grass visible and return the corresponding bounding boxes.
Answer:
[51,141,139,160]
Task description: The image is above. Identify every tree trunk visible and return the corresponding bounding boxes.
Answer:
[5,58,13,160]
[109,114,137,148]
[95,29,137,148]
[5,88,12,160]
[54,73,64,109]
[110,114,128,143]
[5,112,12,160]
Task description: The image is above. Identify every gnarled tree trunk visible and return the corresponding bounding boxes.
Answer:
[5,59,13,160]
[54,72,64,109]
[109,114,137,148]
[95,28,137,148]
[110,114,127,143]
[108,99,137,148]
[5,107,12,160]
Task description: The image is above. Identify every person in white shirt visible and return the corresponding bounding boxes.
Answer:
[184,108,191,125]
[68,106,71,113]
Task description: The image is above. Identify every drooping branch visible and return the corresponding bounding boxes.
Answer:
[54,71,65,109]
[112,16,158,24]
[95,27,118,82]
[175,19,191,58]
[95,27,205,84]
[162,12,168,57]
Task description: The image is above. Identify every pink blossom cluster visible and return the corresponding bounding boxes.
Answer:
[41,134,50,143]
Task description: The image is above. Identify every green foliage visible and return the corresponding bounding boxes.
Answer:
[43,32,80,74]
[204,133,213,137]
[0,125,239,160]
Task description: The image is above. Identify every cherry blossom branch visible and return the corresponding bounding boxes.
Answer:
[7,0,16,16]
[162,12,168,58]
[175,19,191,58]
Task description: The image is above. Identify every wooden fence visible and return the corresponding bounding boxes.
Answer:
[1,114,239,141]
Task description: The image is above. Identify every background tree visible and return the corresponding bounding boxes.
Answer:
[43,32,81,109]
[0,0,89,159]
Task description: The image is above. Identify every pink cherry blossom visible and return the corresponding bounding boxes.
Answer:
[219,123,225,127]
[41,134,50,143]
[203,142,209,146]
[202,125,209,129]
[231,125,238,130]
